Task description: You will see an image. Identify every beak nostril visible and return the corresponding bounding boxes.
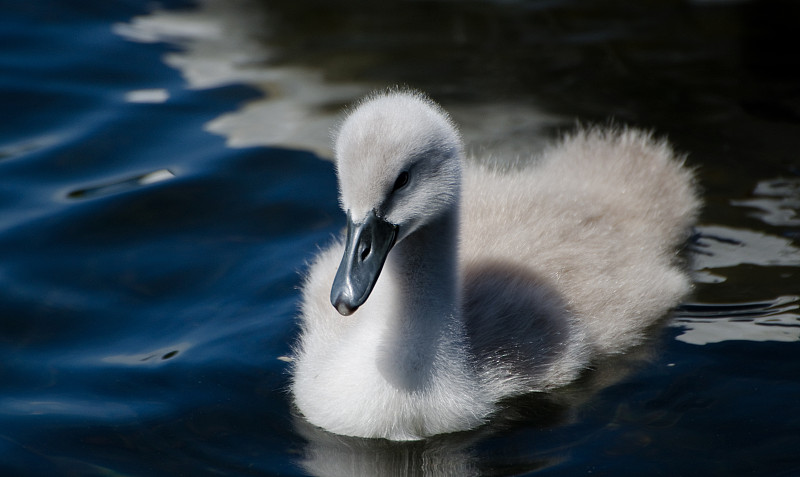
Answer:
[360,244,371,261]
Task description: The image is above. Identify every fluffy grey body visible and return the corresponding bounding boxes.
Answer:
[291,90,700,440]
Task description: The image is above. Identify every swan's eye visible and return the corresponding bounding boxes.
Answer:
[392,171,409,192]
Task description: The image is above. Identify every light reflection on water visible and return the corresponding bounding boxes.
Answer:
[114,0,561,161]
[692,224,800,279]
[673,295,800,345]
[733,177,800,227]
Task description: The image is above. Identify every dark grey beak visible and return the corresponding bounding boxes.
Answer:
[330,210,398,316]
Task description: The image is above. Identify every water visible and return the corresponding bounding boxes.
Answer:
[1,0,799,475]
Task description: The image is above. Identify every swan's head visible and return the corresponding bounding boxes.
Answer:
[330,90,463,315]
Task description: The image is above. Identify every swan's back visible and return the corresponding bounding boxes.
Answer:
[462,127,699,356]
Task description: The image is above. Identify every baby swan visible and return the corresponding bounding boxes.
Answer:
[291,90,699,441]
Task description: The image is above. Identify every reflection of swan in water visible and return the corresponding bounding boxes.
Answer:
[293,346,657,476]
[291,89,700,441]
[294,416,488,477]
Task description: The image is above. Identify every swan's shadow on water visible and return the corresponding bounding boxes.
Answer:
[290,341,660,477]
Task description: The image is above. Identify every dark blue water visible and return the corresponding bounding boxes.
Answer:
[2,0,799,475]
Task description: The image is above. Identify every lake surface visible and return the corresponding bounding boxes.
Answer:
[1,0,799,475]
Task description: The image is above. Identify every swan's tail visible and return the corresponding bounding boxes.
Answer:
[543,126,701,354]
[546,126,700,250]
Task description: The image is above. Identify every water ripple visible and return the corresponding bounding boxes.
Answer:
[732,177,800,227]
[691,224,800,283]
[66,169,175,199]
[672,295,800,344]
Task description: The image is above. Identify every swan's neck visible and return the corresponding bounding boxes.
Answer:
[392,206,461,318]
[371,205,465,391]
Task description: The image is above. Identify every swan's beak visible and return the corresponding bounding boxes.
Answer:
[330,210,398,316]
